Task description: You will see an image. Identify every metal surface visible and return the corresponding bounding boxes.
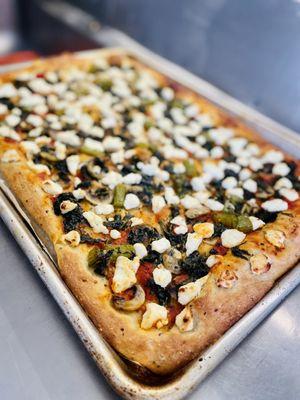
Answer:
[0,46,299,399]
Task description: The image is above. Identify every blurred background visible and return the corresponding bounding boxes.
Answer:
[1,0,300,132]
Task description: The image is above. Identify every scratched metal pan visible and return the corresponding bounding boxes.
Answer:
[0,44,300,400]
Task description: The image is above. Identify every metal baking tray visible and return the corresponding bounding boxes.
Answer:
[0,45,299,400]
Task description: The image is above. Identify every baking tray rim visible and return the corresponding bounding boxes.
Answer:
[0,46,299,400]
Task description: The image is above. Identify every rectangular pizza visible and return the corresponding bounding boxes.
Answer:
[0,49,299,376]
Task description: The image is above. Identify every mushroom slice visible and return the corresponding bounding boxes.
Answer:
[87,158,102,179]
[216,269,238,289]
[112,285,145,311]
[163,248,182,274]
[85,182,113,205]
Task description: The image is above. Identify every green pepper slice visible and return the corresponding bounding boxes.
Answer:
[113,184,127,208]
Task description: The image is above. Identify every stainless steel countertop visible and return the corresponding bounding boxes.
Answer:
[0,1,300,399]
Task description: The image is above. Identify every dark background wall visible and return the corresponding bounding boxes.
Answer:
[69,0,300,133]
[3,0,300,133]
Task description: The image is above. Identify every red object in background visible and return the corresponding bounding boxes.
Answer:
[0,51,39,66]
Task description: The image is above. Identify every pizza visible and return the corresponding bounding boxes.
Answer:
[0,49,299,376]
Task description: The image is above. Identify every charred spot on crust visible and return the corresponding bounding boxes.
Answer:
[181,251,210,280]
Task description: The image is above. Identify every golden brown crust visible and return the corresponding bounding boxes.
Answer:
[0,49,299,375]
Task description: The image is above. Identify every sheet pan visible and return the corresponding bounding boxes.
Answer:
[0,46,299,400]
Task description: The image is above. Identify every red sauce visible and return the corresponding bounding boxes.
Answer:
[172,273,189,286]
[4,138,16,144]
[111,230,129,245]
[37,172,48,181]
[136,262,155,286]
[168,302,184,326]
[136,262,156,302]
[214,243,228,256]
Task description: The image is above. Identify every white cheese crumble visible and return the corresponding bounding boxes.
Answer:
[0,103,8,115]
[193,222,214,238]
[249,216,265,230]
[102,171,123,189]
[73,188,85,200]
[239,168,252,181]
[265,229,285,248]
[124,193,140,210]
[133,243,148,259]
[272,162,290,176]
[5,114,20,127]
[263,150,284,164]
[175,307,194,332]
[26,114,43,127]
[250,253,271,275]
[226,187,244,199]
[0,125,20,141]
[66,155,80,175]
[60,200,77,214]
[83,137,104,153]
[191,177,205,191]
[130,217,144,226]
[0,83,17,98]
[63,230,80,247]
[261,199,288,212]
[141,303,168,330]
[222,176,237,190]
[20,141,40,158]
[27,160,50,175]
[56,131,81,147]
[94,203,114,215]
[1,149,20,163]
[164,186,180,205]
[186,232,202,256]
[221,229,246,248]
[274,177,293,190]
[279,188,299,202]
[54,141,67,160]
[112,256,139,293]
[151,238,171,254]
[206,254,222,268]
[153,265,172,288]
[102,136,124,152]
[243,178,257,193]
[110,229,121,239]
[178,276,208,305]
[210,146,224,159]
[181,195,200,209]
[122,173,142,185]
[152,195,166,213]
[83,211,109,234]
[204,198,224,211]
[42,180,63,196]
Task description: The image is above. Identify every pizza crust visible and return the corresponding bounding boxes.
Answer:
[0,49,299,375]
